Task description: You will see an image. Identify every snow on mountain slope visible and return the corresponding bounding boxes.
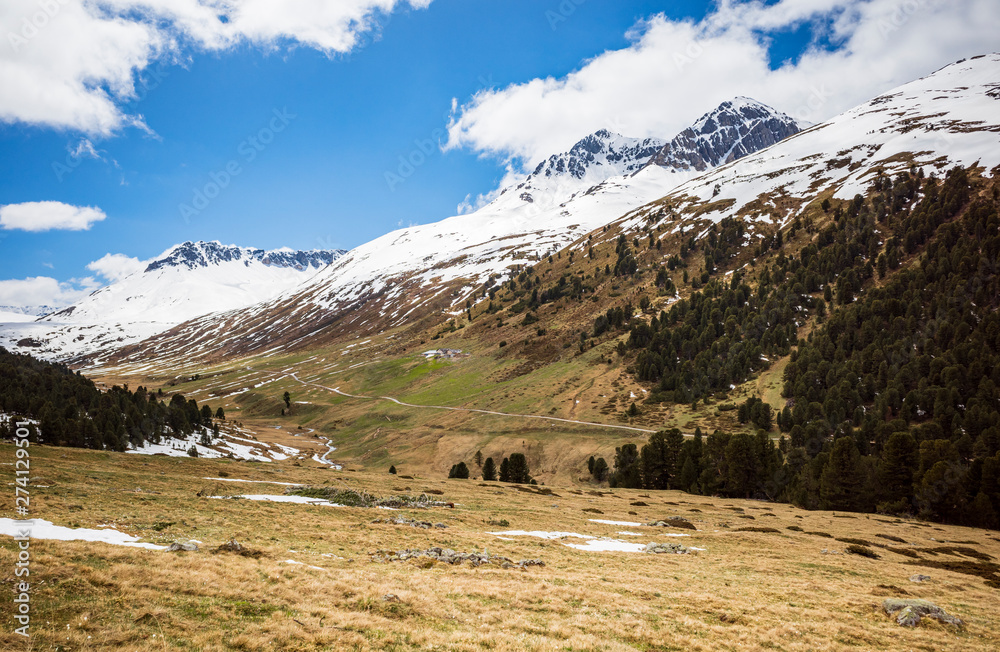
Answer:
[0,242,344,361]
[618,55,1000,234]
[0,310,39,323]
[102,101,806,368]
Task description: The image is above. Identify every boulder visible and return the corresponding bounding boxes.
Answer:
[645,542,690,554]
[166,542,198,552]
[882,599,962,628]
[909,574,931,583]
[647,516,697,531]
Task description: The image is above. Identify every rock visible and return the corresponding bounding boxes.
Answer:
[647,516,697,531]
[645,542,690,554]
[370,547,543,569]
[382,594,401,603]
[212,539,264,559]
[909,574,931,583]
[166,542,198,552]
[882,599,963,628]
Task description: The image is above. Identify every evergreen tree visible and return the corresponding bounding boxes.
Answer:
[482,457,497,481]
[498,457,511,483]
[876,431,918,508]
[592,457,609,483]
[507,453,531,483]
[820,437,865,511]
[448,462,470,479]
[389,465,397,474]
[609,444,641,488]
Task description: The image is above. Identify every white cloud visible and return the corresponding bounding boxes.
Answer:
[0,0,433,134]
[0,202,106,232]
[87,253,145,282]
[445,0,1000,167]
[0,276,100,310]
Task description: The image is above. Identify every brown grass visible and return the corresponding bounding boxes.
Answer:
[2,443,999,651]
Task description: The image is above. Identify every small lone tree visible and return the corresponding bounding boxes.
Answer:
[474,450,484,467]
[283,391,291,410]
[389,465,397,475]
[215,407,225,420]
[448,462,470,479]
[592,457,609,482]
[482,457,497,481]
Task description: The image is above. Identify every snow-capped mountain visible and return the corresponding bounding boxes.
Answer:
[0,242,344,361]
[616,54,1000,236]
[100,99,807,368]
[645,97,801,171]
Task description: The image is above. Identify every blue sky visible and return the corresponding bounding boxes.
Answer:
[0,0,996,309]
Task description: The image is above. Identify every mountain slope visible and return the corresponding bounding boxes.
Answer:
[104,99,805,368]
[619,55,1000,234]
[0,242,343,362]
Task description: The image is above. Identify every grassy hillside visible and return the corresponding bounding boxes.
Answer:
[2,443,999,651]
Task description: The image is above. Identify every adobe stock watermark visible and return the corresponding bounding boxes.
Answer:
[12,422,33,638]
[876,0,930,39]
[7,0,69,53]
[385,76,493,193]
[179,107,295,223]
[545,0,587,31]
[788,84,835,126]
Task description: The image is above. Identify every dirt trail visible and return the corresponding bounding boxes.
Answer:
[285,372,658,435]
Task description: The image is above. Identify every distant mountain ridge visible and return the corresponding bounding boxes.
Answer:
[145,241,341,273]
[0,241,344,363]
[98,98,814,367]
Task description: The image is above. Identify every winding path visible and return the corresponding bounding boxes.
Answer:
[285,372,657,435]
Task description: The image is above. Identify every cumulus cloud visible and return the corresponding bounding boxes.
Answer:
[0,276,101,310]
[445,0,1000,167]
[0,0,433,134]
[87,253,145,282]
[0,201,106,232]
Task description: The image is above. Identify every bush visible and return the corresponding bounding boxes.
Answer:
[448,462,470,479]
[845,544,881,559]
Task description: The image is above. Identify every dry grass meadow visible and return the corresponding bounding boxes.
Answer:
[2,441,1000,651]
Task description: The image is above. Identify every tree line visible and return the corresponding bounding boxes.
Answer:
[0,347,221,451]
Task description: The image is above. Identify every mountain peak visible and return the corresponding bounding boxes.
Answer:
[648,97,803,172]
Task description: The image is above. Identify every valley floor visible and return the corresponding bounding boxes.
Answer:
[2,444,998,651]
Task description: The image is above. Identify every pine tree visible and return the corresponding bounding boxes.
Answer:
[592,457,609,482]
[482,457,497,481]
[876,431,917,506]
[820,436,865,511]
[609,444,641,488]
[508,453,530,483]
[474,450,483,467]
[498,457,511,483]
[448,462,470,479]
[389,465,397,475]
